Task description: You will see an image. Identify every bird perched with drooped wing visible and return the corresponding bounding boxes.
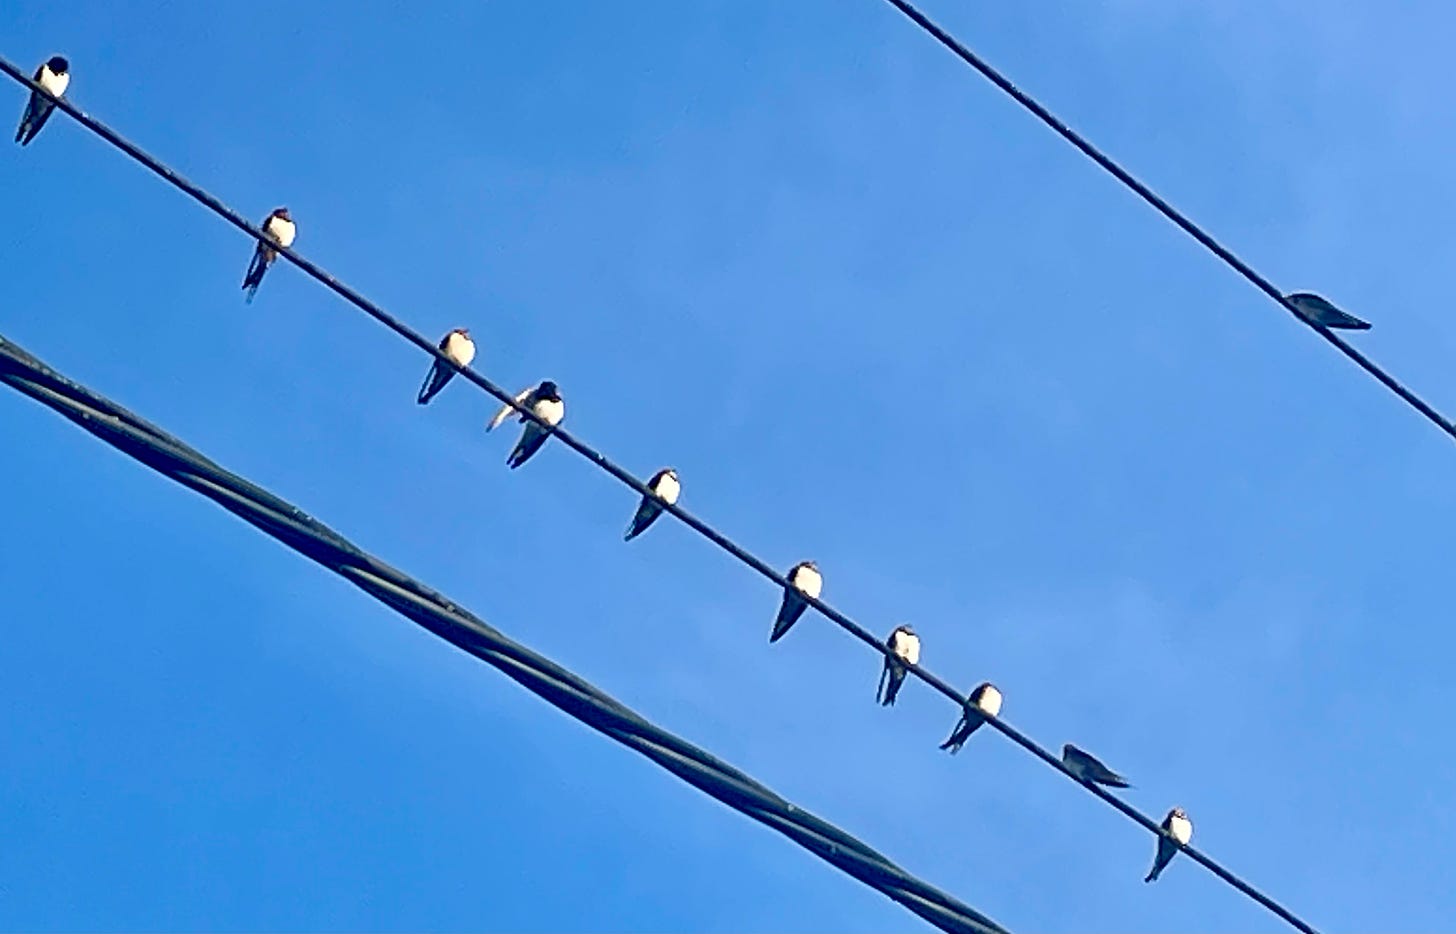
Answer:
[487,380,565,469]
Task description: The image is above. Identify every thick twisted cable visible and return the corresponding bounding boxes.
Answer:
[0,57,1316,933]
[0,332,1007,934]
[877,0,1456,443]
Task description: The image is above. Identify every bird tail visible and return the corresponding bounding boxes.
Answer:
[1104,775,1131,789]
[877,662,905,706]
[769,598,804,643]
[507,425,549,469]
[417,364,449,405]
[14,115,28,144]
[623,501,660,542]
[938,726,965,754]
[1144,863,1162,884]
[242,246,272,301]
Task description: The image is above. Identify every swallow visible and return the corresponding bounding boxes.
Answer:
[939,682,1003,754]
[15,56,70,146]
[1061,743,1131,788]
[1285,292,1371,331]
[417,328,476,404]
[876,625,921,706]
[241,207,297,303]
[624,468,680,542]
[769,560,821,643]
[1145,807,1193,883]
[487,380,565,469]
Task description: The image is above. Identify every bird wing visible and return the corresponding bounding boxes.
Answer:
[487,386,534,432]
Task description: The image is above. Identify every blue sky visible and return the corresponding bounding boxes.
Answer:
[3,0,1454,930]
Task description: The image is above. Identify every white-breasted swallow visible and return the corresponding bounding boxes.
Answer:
[939,682,1003,754]
[1145,807,1193,883]
[1061,743,1131,788]
[769,560,821,643]
[487,380,564,469]
[624,468,680,542]
[15,56,69,147]
[1285,292,1371,331]
[241,207,297,303]
[417,328,476,405]
[876,624,921,706]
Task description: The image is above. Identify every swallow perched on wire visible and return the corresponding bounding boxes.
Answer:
[1285,292,1371,331]
[769,560,821,643]
[241,207,296,303]
[417,328,476,404]
[624,468,680,542]
[487,380,564,469]
[876,625,920,706]
[15,55,69,147]
[1145,807,1193,883]
[939,682,1002,753]
[1061,743,1130,788]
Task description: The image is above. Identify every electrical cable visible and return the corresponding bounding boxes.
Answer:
[877,0,1456,444]
[0,57,1318,933]
[0,329,1007,934]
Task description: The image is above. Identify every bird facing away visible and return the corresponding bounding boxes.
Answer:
[1285,291,1371,331]
[241,207,297,303]
[15,55,69,147]
[417,328,476,404]
[769,560,821,643]
[1145,807,1193,883]
[624,468,680,542]
[876,625,921,706]
[939,682,1003,754]
[1061,743,1130,788]
[487,381,565,469]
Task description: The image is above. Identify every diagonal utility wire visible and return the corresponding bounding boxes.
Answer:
[877,0,1456,444]
[0,330,1007,934]
[0,57,1317,934]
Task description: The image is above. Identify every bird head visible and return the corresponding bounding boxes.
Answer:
[47,56,69,74]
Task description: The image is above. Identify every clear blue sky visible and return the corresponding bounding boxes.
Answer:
[2,1,1453,930]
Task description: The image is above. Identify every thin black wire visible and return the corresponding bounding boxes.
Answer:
[0,331,1008,934]
[877,0,1456,445]
[0,58,1317,933]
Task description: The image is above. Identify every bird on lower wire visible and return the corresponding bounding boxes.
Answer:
[939,682,1002,753]
[1061,743,1130,788]
[417,328,476,405]
[876,624,920,706]
[487,380,565,469]
[1145,807,1193,883]
[241,207,296,303]
[15,55,69,146]
[769,560,821,643]
[624,468,680,542]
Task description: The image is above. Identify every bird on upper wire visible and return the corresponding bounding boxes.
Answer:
[1145,807,1193,883]
[1061,743,1130,788]
[487,380,565,469]
[14,55,69,146]
[939,682,1002,753]
[769,561,821,643]
[417,328,476,405]
[1285,291,1371,331]
[876,625,920,706]
[624,468,680,542]
[241,207,296,303]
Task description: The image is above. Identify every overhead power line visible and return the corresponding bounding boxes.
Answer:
[0,56,1318,933]
[0,330,1007,934]
[876,0,1456,444]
